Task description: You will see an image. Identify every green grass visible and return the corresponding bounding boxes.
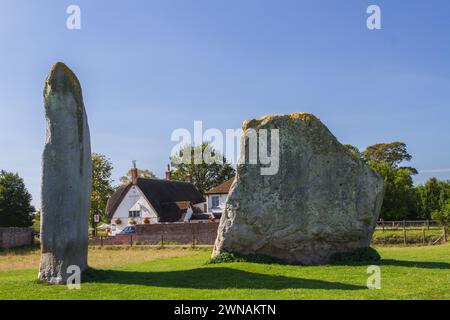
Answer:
[1,245,450,300]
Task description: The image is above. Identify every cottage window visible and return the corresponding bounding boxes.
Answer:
[211,196,220,208]
[129,210,141,218]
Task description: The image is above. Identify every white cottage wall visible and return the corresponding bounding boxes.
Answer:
[110,185,158,235]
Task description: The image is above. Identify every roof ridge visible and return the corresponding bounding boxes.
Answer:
[205,177,235,195]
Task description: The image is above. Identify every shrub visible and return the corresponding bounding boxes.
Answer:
[207,252,285,265]
[129,219,137,226]
[143,217,150,224]
[431,200,450,227]
[207,252,242,264]
[114,218,122,225]
[329,247,381,265]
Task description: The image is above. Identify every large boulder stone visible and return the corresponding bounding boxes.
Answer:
[38,63,92,284]
[212,113,384,265]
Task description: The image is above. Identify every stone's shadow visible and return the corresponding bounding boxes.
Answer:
[380,259,450,269]
[331,259,450,270]
[83,267,365,290]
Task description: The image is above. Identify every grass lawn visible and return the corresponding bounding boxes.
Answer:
[0,244,449,300]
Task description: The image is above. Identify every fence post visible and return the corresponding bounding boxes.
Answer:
[422,228,426,245]
[426,219,430,230]
[444,227,448,243]
[130,235,133,247]
[101,236,103,247]
[191,224,196,249]
[403,220,407,245]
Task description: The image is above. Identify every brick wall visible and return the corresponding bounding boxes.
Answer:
[0,228,34,249]
[136,222,219,244]
[89,222,220,246]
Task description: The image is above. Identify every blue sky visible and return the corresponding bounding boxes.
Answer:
[1,0,449,208]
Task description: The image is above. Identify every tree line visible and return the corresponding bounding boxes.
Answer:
[1,141,449,228]
[344,142,449,223]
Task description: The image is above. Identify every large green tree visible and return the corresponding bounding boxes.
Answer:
[0,170,35,227]
[368,161,418,220]
[359,142,419,220]
[431,199,450,227]
[363,142,412,168]
[120,168,157,185]
[91,153,115,224]
[416,178,450,220]
[170,143,235,194]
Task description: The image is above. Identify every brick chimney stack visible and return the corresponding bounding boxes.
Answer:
[131,160,138,185]
[165,164,171,181]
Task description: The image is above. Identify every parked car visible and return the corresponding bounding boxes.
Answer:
[119,226,136,234]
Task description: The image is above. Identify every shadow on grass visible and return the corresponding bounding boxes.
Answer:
[379,259,450,269]
[83,267,365,290]
[331,259,450,269]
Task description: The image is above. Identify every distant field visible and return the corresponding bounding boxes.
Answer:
[0,244,449,300]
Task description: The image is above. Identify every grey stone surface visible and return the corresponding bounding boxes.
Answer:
[212,113,385,265]
[38,63,92,284]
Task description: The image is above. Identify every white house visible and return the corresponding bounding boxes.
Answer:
[205,177,235,217]
[106,165,205,235]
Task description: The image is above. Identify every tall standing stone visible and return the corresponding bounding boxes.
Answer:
[212,113,385,265]
[38,63,92,284]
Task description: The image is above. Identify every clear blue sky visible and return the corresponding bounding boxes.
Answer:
[1,0,450,208]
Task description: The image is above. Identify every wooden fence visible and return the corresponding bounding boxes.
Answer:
[374,220,448,245]
[88,220,447,247]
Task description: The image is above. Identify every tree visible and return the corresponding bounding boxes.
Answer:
[32,211,41,233]
[120,168,157,185]
[361,142,422,220]
[0,170,35,227]
[431,199,450,227]
[416,178,450,219]
[362,142,412,168]
[368,161,419,220]
[170,142,235,194]
[416,178,441,219]
[343,144,365,162]
[91,153,115,225]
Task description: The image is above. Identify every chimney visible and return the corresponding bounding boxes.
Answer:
[165,164,171,181]
[187,174,193,183]
[131,160,138,185]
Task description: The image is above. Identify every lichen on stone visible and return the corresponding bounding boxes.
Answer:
[242,112,320,131]
[45,62,83,101]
